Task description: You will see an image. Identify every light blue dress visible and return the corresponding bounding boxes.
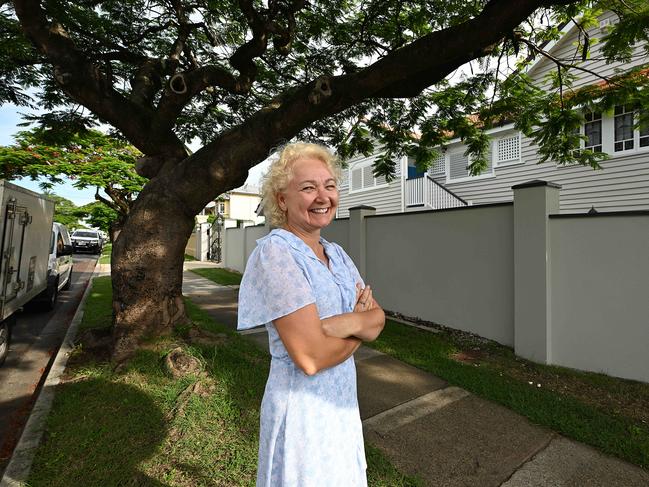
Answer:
[238,228,367,487]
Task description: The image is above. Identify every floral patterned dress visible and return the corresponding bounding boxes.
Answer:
[238,228,367,487]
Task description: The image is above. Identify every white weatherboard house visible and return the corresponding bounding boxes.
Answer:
[202,184,265,228]
[337,11,649,217]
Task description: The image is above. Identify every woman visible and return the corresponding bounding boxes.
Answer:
[238,142,385,486]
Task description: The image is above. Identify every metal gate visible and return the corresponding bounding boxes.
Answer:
[207,215,223,262]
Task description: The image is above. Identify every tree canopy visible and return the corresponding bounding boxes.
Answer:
[3,0,648,185]
[0,125,145,228]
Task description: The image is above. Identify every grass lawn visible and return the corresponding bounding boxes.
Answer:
[98,243,111,265]
[190,267,242,286]
[368,318,649,469]
[99,247,198,265]
[27,277,421,486]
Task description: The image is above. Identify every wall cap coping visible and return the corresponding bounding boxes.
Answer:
[349,205,376,211]
[512,180,562,190]
[550,210,649,219]
[365,201,513,219]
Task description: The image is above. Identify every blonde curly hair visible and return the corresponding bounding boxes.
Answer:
[262,142,341,228]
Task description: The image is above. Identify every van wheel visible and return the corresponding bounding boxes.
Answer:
[62,268,73,291]
[45,281,59,310]
[0,321,10,366]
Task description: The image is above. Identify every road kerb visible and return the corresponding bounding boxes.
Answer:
[0,260,99,487]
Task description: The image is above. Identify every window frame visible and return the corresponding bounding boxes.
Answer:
[493,132,523,167]
[348,158,391,194]
[613,104,635,153]
[579,110,604,154]
[445,149,495,184]
[425,152,446,178]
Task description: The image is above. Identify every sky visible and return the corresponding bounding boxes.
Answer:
[0,103,270,206]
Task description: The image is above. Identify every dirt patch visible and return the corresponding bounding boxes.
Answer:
[450,349,486,364]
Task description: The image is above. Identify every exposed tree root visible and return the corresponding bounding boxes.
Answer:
[164,346,205,379]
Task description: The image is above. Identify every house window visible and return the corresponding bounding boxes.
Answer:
[351,167,362,191]
[427,152,446,177]
[584,111,602,152]
[349,161,388,192]
[449,151,470,180]
[448,148,493,181]
[614,105,635,152]
[640,121,649,148]
[218,202,225,214]
[495,134,521,165]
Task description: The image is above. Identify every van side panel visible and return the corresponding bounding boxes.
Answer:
[0,181,55,321]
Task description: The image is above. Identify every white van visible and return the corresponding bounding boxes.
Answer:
[40,222,74,309]
[1,181,55,365]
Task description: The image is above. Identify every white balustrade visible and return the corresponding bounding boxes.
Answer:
[406,175,467,209]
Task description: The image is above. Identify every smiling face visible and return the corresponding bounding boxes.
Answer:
[278,156,339,235]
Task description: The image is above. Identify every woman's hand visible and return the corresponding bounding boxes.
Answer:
[354,283,375,313]
[321,282,385,342]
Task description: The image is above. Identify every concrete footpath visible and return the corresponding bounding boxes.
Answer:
[183,262,649,487]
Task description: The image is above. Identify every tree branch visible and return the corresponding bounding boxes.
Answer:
[104,185,131,215]
[163,0,578,214]
[155,64,251,128]
[94,187,121,213]
[14,0,188,168]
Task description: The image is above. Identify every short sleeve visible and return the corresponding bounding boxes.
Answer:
[237,239,316,330]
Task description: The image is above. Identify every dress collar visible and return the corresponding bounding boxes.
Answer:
[268,228,334,264]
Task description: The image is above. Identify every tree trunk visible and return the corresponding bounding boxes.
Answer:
[109,218,125,243]
[110,182,196,365]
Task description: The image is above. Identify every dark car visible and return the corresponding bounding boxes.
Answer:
[71,229,103,254]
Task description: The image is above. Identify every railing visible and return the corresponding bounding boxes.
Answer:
[405,174,468,209]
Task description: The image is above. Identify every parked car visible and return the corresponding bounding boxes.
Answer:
[39,222,74,310]
[71,229,103,254]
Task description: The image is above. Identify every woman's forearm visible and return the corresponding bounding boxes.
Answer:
[322,307,385,342]
[304,336,362,375]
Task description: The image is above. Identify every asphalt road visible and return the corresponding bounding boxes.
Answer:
[0,254,98,474]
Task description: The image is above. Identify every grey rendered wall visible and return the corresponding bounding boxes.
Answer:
[223,220,349,273]
[221,190,649,382]
[185,231,196,258]
[244,225,269,267]
[224,227,245,273]
[549,214,649,383]
[322,218,350,254]
[364,204,515,346]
